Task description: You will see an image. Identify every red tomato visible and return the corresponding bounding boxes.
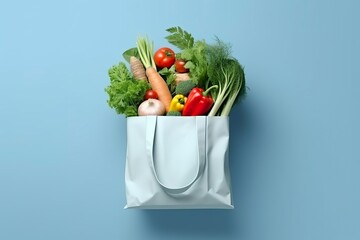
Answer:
[144,89,159,100]
[175,59,189,73]
[153,47,175,68]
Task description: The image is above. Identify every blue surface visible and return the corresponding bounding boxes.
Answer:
[1,0,360,239]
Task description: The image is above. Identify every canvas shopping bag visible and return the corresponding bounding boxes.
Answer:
[124,116,233,209]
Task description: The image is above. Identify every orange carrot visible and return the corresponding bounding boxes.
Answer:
[130,56,147,81]
[145,67,172,112]
[136,36,173,111]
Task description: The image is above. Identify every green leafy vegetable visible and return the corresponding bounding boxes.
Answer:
[105,62,150,117]
[158,66,176,84]
[108,61,132,83]
[158,66,177,93]
[219,60,246,116]
[178,40,208,88]
[122,47,139,63]
[165,26,194,50]
[206,39,246,116]
[165,27,208,88]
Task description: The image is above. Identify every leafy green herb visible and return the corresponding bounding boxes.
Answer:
[158,65,177,93]
[105,62,150,117]
[108,61,132,83]
[179,40,208,88]
[165,26,194,50]
[165,27,208,88]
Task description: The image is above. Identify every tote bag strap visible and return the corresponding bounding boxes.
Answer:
[146,116,207,195]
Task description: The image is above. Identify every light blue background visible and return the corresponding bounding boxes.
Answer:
[1,0,359,239]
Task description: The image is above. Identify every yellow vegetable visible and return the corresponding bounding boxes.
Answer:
[168,94,187,113]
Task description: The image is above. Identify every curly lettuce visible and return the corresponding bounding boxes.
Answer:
[105,62,150,117]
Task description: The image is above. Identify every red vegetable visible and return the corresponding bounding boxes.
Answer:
[175,59,189,73]
[144,89,159,100]
[154,47,175,68]
[182,86,218,116]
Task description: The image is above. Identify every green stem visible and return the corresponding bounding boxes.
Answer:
[220,88,240,116]
[203,85,218,96]
[208,85,228,116]
[137,37,156,70]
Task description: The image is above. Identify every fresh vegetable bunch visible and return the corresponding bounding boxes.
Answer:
[105,27,246,117]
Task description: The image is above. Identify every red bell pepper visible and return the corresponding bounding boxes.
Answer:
[182,85,218,116]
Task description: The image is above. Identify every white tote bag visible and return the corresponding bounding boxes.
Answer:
[124,116,233,209]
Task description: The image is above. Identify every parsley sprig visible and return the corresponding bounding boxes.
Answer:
[165,27,195,50]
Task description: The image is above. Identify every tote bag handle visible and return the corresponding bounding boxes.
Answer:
[146,116,206,195]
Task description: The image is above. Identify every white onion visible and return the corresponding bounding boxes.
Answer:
[138,99,166,116]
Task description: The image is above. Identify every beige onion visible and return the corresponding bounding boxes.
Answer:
[138,99,166,116]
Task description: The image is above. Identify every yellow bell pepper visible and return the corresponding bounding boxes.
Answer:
[168,94,187,113]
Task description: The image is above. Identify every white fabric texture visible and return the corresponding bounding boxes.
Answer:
[124,116,233,209]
